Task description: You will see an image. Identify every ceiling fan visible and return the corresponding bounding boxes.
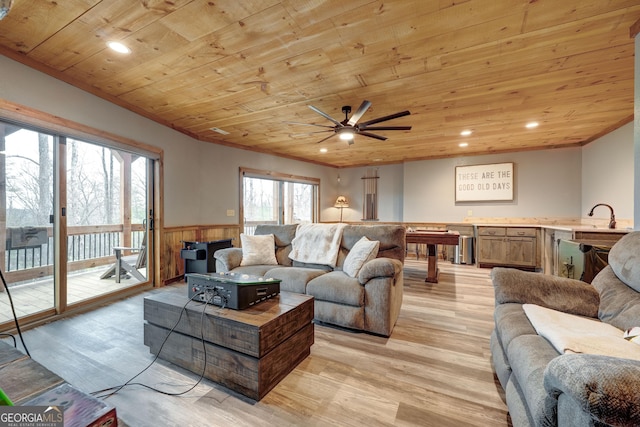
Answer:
[288,100,411,145]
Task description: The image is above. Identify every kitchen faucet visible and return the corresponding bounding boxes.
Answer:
[588,203,616,229]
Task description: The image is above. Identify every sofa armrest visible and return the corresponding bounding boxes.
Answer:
[358,258,403,285]
[544,354,640,426]
[213,247,243,272]
[491,267,599,317]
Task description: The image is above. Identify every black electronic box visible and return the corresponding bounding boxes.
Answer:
[180,239,233,274]
[186,272,280,310]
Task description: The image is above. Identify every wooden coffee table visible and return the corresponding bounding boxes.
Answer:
[143,286,314,400]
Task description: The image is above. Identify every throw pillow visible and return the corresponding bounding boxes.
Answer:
[240,233,278,266]
[343,236,380,278]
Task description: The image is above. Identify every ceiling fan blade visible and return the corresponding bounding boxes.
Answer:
[358,131,388,141]
[347,100,372,126]
[315,133,338,144]
[358,110,411,127]
[285,121,335,129]
[359,126,412,131]
[291,130,334,137]
[309,105,343,127]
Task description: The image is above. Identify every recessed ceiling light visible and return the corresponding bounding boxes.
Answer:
[319,148,328,153]
[525,121,539,129]
[460,130,472,136]
[459,142,468,147]
[107,41,131,54]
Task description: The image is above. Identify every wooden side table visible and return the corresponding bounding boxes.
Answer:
[406,231,460,283]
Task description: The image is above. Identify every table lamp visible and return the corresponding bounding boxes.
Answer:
[334,195,349,222]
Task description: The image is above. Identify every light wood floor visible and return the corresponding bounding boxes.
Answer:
[5,260,510,426]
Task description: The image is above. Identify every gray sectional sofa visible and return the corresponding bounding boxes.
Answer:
[491,231,640,426]
[214,224,405,336]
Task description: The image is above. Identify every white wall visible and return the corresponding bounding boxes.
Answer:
[330,164,404,223]
[401,148,584,222]
[334,126,634,225]
[581,122,634,223]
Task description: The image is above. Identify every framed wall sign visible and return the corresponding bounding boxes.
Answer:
[455,162,514,202]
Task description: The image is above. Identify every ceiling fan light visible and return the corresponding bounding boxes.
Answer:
[339,131,354,140]
[305,101,411,145]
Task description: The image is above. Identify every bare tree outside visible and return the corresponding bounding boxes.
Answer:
[289,182,312,223]
[4,131,129,228]
[243,177,277,223]
[65,139,121,226]
[37,133,52,226]
[5,132,53,227]
[242,176,315,234]
[131,156,147,224]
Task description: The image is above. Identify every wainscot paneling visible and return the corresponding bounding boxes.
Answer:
[161,225,240,285]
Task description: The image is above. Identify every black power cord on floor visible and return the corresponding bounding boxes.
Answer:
[0,333,16,348]
[0,267,30,357]
[93,290,215,400]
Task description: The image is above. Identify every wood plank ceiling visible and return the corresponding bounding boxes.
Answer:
[0,0,638,168]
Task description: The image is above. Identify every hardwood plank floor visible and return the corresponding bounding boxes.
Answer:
[3,260,510,426]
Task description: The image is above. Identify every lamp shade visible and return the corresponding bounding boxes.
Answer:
[334,195,349,208]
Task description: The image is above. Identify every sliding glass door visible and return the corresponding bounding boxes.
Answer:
[0,118,156,328]
[0,124,56,321]
[65,139,150,305]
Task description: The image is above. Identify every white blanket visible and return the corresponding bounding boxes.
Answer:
[523,304,640,361]
[289,223,346,268]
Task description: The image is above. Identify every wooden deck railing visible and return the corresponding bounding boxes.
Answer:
[3,224,145,284]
